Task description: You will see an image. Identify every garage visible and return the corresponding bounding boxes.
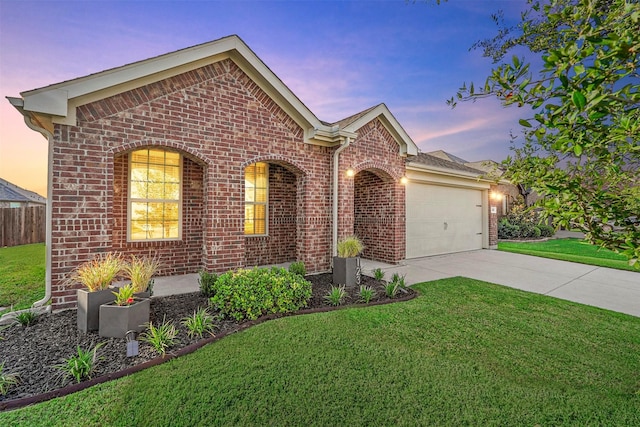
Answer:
[405,153,491,259]
[406,183,484,258]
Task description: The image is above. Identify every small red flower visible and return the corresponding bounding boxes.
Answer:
[126,297,134,304]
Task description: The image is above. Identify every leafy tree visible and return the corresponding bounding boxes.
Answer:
[449,0,640,267]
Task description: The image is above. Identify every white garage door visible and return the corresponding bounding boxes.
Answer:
[406,183,484,258]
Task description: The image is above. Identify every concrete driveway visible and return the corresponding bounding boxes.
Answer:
[362,250,640,318]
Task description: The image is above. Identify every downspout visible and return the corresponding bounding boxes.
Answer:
[10,113,53,317]
[25,116,53,312]
[332,137,351,258]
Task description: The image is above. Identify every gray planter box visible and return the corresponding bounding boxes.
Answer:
[333,256,361,287]
[99,298,150,339]
[77,288,116,333]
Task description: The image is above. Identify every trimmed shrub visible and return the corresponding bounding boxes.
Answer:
[210,267,312,321]
[519,222,538,238]
[288,261,306,277]
[538,224,555,237]
[198,271,218,298]
[498,219,521,239]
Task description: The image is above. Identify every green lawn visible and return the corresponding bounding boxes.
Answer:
[2,277,639,426]
[0,243,46,313]
[499,238,638,271]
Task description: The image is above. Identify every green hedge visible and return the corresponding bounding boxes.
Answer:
[210,267,312,321]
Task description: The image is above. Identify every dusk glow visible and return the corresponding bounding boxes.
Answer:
[0,0,531,197]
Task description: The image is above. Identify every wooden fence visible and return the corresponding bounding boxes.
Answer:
[0,206,46,247]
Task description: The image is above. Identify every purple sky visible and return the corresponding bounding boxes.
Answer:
[0,0,532,197]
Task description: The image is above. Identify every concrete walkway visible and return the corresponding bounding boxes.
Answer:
[153,249,638,318]
[362,250,639,318]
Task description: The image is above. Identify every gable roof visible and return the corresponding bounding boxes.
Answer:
[8,35,417,156]
[332,104,417,156]
[0,178,46,204]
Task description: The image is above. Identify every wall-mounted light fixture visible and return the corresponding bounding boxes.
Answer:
[400,176,408,185]
[346,168,355,177]
[490,191,503,201]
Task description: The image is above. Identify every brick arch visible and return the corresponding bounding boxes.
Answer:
[241,154,309,177]
[351,160,403,182]
[108,140,210,167]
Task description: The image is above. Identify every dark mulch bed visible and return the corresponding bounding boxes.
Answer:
[0,274,414,409]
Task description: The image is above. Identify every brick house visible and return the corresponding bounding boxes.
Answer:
[9,35,497,311]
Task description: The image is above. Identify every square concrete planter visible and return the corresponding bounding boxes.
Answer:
[333,256,361,287]
[77,288,116,333]
[98,298,150,339]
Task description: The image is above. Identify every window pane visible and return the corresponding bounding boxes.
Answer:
[245,204,254,221]
[146,202,164,222]
[130,163,148,181]
[164,151,180,166]
[148,149,166,165]
[255,188,267,203]
[255,219,266,234]
[131,202,148,221]
[146,183,163,199]
[165,166,180,183]
[131,150,148,164]
[165,221,179,238]
[130,181,148,199]
[131,220,151,240]
[165,202,179,220]
[256,167,267,188]
[165,183,180,200]
[148,164,164,182]
[254,204,266,220]
[165,151,180,166]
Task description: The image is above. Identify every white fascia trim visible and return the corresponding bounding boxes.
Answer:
[342,104,419,156]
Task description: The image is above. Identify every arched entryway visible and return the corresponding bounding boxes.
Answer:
[244,160,304,266]
[353,169,402,263]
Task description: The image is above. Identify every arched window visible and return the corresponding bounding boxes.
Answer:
[245,162,268,235]
[128,148,181,241]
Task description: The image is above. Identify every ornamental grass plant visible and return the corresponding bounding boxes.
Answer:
[141,318,177,357]
[0,363,19,396]
[56,343,104,384]
[124,255,161,293]
[336,236,364,258]
[71,252,125,292]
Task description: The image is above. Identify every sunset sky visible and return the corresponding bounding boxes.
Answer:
[0,0,533,197]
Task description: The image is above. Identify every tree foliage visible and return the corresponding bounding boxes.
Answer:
[450,0,640,267]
